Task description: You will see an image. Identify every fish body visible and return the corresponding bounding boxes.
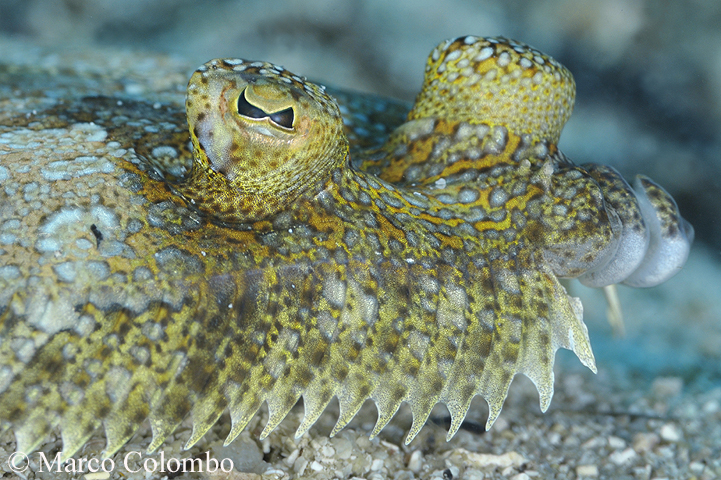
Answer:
[0,37,692,459]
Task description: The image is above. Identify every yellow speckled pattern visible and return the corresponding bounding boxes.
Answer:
[0,36,693,460]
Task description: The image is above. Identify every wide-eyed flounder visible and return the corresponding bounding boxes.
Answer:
[0,36,693,460]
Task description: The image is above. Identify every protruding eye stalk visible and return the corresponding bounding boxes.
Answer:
[237,88,294,129]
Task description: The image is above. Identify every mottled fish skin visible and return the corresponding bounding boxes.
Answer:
[0,37,692,460]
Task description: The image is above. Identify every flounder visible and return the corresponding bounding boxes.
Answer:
[0,36,693,460]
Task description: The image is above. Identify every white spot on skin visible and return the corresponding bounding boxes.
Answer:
[458,188,480,204]
[53,262,77,282]
[0,265,20,280]
[489,187,509,208]
[323,276,346,309]
[35,237,61,253]
[41,156,115,181]
[445,50,461,62]
[497,52,511,67]
[474,47,494,62]
[12,339,36,363]
[152,146,178,158]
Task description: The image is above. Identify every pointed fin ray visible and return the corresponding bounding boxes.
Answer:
[331,376,374,436]
[369,391,405,439]
[403,266,465,444]
[295,388,336,439]
[225,394,262,446]
[102,384,150,457]
[184,391,227,449]
[13,412,60,459]
[367,262,439,439]
[147,409,184,453]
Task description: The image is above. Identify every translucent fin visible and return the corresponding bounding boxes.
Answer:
[261,392,302,439]
[103,389,149,457]
[184,395,227,449]
[331,380,372,437]
[224,394,262,447]
[13,413,58,459]
[369,389,406,439]
[147,412,183,453]
[443,382,478,440]
[579,164,650,288]
[295,390,336,439]
[623,175,694,287]
[405,394,439,444]
[59,413,101,461]
[551,293,597,373]
[481,370,515,432]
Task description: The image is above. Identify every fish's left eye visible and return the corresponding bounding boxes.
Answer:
[269,107,294,129]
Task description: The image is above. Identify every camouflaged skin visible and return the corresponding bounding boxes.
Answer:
[0,36,693,460]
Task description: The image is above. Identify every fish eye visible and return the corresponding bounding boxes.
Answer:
[237,89,267,119]
[268,107,294,129]
[237,88,294,129]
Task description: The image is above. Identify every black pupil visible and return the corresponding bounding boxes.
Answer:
[237,89,294,128]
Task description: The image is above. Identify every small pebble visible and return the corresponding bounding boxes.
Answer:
[370,458,384,471]
[449,449,527,469]
[689,461,706,474]
[702,399,719,413]
[660,423,682,442]
[333,437,353,460]
[408,450,424,473]
[633,432,660,453]
[321,444,335,458]
[463,469,485,480]
[284,448,300,467]
[443,466,460,479]
[356,436,372,449]
[651,377,683,397]
[609,447,637,465]
[608,435,627,449]
[293,457,308,475]
[633,465,652,480]
[83,473,110,480]
[582,436,606,449]
[510,473,531,480]
[576,464,599,477]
